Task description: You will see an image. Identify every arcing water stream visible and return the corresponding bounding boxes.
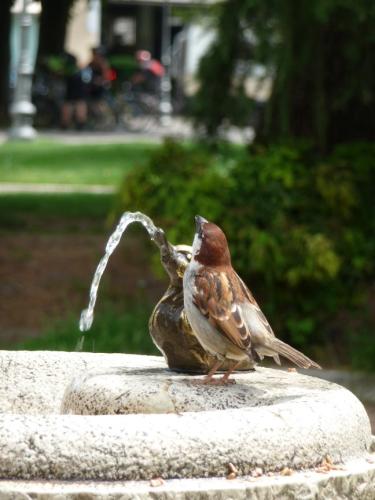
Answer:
[79,212,158,332]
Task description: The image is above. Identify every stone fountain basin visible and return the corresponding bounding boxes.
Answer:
[0,349,373,487]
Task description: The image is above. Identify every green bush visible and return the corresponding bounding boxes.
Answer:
[116,140,375,369]
[115,140,242,242]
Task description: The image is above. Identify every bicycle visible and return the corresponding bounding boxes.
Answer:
[115,81,159,133]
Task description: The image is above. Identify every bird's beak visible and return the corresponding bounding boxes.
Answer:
[195,215,208,232]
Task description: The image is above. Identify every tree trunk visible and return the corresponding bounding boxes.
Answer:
[39,0,76,57]
[262,2,375,152]
[193,0,243,137]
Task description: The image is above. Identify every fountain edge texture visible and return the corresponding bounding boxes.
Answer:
[0,351,372,481]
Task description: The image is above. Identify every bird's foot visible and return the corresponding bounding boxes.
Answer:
[192,377,236,386]
[215,377,236,385]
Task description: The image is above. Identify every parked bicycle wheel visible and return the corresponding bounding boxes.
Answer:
[34,95,61,129]
[118,98,155,133]
[86,98,118,131]
[32,73,64,129]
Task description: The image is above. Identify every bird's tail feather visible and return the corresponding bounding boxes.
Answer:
[270,338,321,369]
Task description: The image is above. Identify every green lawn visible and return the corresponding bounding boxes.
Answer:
[0,193,115,232]
[0,141,158,185]
[15,305,158,355]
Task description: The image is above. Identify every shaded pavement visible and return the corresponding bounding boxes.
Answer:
[0,117,253,147]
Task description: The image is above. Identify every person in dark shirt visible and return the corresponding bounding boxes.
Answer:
[88,47,110,100]
[61,52,88,129]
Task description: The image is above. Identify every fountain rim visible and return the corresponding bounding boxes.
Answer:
[0,351,372,482]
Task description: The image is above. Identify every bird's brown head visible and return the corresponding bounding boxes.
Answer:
[192,215,231,267]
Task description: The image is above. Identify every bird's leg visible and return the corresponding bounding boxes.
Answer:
[203,358,223,382]
[218,360,242,385]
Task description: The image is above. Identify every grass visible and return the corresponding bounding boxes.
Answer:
[0,139,246,354]
[0,140,247,233]
[0,193,115,232]
[0,141,158,185]
[15,305,159,355]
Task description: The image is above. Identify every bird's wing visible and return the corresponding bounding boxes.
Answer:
[192,269,252,351]
[234,272,276,338]
[234,272,281,364]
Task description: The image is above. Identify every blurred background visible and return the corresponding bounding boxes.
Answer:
[0,0,374,420]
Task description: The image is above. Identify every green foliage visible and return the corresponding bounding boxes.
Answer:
[115,139,244,243]
[16,305,158,355]
[350,323,375,372]
[116,140,375,368]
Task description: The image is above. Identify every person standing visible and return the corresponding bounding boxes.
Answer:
[60,52,88,129]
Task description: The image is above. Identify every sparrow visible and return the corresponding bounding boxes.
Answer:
[183,215,321,384]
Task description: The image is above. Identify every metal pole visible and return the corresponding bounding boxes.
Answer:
[159,4,172,124]
[9,0,38,141]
